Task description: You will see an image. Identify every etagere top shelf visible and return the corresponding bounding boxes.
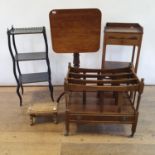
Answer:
[9,27,44,35]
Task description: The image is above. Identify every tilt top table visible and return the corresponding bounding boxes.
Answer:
[49,8,101,67]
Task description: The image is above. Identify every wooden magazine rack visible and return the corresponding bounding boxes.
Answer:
[64,64,144,136]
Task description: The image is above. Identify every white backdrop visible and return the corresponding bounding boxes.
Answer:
[0,0,154,85]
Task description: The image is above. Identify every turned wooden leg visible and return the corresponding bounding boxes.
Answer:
[64,112,69,136]
[53,112,58,124]
[30,115,35,126]
[130,122,138,137]
[64,122,69,136]
[130,114,138,137]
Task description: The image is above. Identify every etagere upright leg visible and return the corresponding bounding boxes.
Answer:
[7,30,23,106]
[43,27,54,102]
[16,83,22,106]
[46,57,54,102]
[12,34,24,95]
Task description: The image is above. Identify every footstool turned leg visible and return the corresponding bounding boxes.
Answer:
[30,115,35,126]
[53,112,58,124]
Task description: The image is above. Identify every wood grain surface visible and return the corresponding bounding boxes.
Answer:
[49,9,101,53]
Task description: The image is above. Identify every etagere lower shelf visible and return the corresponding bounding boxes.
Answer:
[19,72,49,84]
[15,52,46,61]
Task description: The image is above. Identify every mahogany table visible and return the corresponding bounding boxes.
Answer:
[49,9,101,67]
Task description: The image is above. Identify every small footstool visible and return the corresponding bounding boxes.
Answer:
[27,102,58,125]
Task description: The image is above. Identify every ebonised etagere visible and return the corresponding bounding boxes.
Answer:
[7,26,54,106]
